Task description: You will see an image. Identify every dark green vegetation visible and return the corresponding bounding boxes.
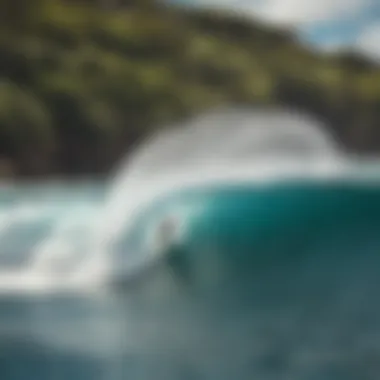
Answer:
[0,0,380,178]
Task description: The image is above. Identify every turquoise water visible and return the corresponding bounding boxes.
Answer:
[1,177,380,380]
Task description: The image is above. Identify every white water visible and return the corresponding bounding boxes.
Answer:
[0,108,367,295]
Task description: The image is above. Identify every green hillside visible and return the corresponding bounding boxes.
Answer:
[0,0,379,178]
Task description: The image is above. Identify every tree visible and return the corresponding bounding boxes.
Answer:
[0,81,55,175]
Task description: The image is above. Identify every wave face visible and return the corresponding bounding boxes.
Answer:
[98,108,371,283]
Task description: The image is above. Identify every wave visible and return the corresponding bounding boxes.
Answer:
[0,107,379,294]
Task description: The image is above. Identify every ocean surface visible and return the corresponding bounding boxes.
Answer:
[1,109,380,380]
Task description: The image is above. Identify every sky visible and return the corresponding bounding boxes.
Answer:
[171,0,380,60]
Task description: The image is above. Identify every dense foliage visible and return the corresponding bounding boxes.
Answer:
[0,0,379,177]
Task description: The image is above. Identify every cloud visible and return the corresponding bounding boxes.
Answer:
[256,0,369,26]
[185,0,371,26]
[354,23,380,61]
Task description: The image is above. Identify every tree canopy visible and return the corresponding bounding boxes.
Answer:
[0,0,379,178]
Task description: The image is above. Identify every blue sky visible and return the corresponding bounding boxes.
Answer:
[171,0,380,60]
